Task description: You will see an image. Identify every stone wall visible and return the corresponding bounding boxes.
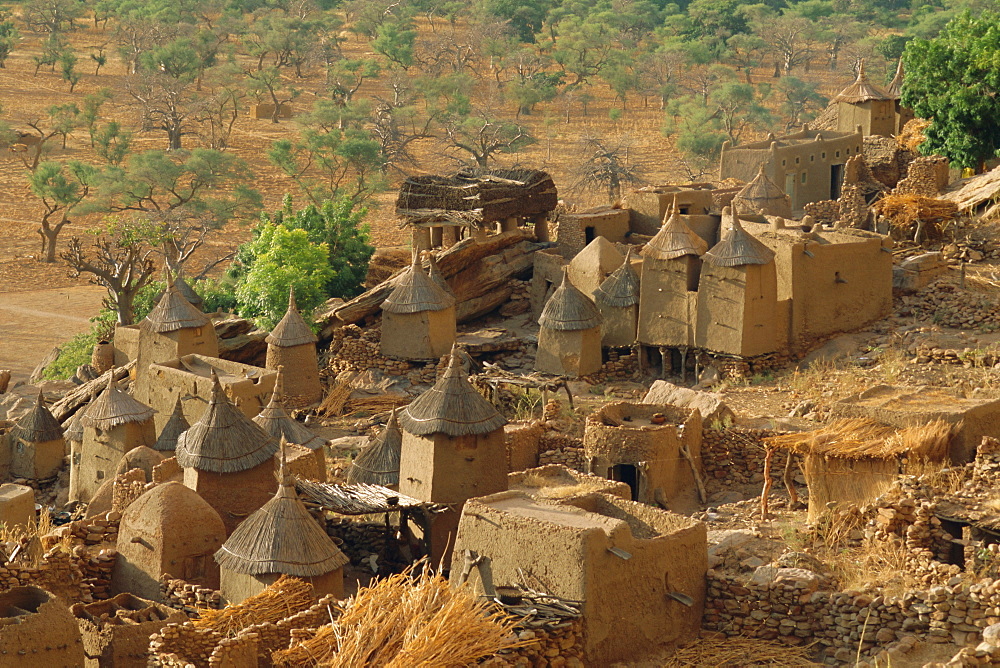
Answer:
[482,619,585,668]
[537,433,585,471]
[160,577,224,614]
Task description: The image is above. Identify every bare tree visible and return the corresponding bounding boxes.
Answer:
[125,72,199,150]
[571,135,644,203]
[442,113,533,169]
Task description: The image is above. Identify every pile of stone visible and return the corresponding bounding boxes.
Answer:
[482,619,584,668]
[0,544,90,602]
[896,280,1000,332]
[702,427,786,487]
[499,279,532,316]
[582,349,639,384]
[60,511,121,547]
[695,351,791,381]
[894,155,950,197]
[803,200,839,224]
[326,325,416,377]
[77,545,117,600]
[325,519,386,566]
[160,577,223,613]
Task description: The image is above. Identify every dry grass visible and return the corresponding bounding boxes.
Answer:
[876,346,909,385]
[193,575,315,638]
[272,563,521,667]
[766,418,952,461]
[663,634,821,667]
[822,534,923,598]
[517,474,595,499]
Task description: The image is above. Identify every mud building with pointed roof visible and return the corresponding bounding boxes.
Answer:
[346,408,403,488]
[536,268,604,377]
[835,60,895,138]
[380,256,457,361]
[253,367,327,482]
[592,247,641,349]
[9,391,65,480]
[265,287,323,408]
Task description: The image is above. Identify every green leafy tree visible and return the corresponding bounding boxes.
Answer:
[59,49,79,91]
[773,76,827,129]
[234,222,334,329]
[0,13,20,68]
[93,121,133,165]
[30,160,96,262]
[903,11,1000,169]
[371,19,417,70]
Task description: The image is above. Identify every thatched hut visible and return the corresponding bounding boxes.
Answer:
[637,199,707,350]
[592,247,640,348]
[886,59,913,134]
[112,481,227,600]
[380,256,456,361]
[536,269,603,377]
[253,367,326,481]
[765,419,953,522]
[265,287,322,408]
[215,447,348,603]
[695,208,778,357]
[733,165,793,218]
[72,375,156,504]
[153,395,189,453]
[10,391,64,480]
[834,60,894,137]
[399,349,508,563]
[426,250,454,297]
[175,372,279,535]
[346,408,402,488]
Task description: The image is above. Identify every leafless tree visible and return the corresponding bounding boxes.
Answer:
[571,135,644,204]
[125,72,199,150]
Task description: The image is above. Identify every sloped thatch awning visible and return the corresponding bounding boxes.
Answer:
[942,166,1000,219]
[293,478,444,515]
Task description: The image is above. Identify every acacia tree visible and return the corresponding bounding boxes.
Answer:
[571,135,644,203]
[29,161,96,262]
[442,113,534,168]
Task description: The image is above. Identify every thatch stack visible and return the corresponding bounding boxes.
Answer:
[834,60,891,104]
[11,391,63,443]
[145,271,210,333]
[175,371,278,473]
[81,374,156,430]
[153,396,189,452]
[346,408,403,486]
[192,575,315,637]
[641,199,708,261]
[703,208,775,267]
[872,194,957,242]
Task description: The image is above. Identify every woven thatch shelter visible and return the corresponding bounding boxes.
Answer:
[215,446,348,603]
[732,165,793,218]
[765,419,953,522]
[176,372,279,534]
[265,287,322,408]
[381,256,456,361]
[71,375,157,504]
[10,391,64,480]
[637,200,707,349]
[834,60,894,137]
[346,409,402,488]
[399,349,508,563]
[567,236,625,297]
[253,368,326,481]
[593,248,640,348]
[111,481,226,600]
[153,396,189,453]
[536,269,603,377]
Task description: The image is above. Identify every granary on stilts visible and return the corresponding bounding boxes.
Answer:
[346,408,403,488]
[536,268,603,377]
[265,287,323,408]
[592,247,640,348]
[215,445,349,603]
[175,372,279,535]
[380,256,456,361]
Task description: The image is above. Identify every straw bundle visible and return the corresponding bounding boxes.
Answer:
[318,379,353,418]
[11,391,63,443]
[765,418,953,461]
[345,395,410,415]
[272,564,521,667]
[267,287,318,348]
[153,396,189,452]
[702,208,775,267]
[642,199,708,261]
[81,375,156,429]
[872,194,957,240]
[537,269,602,331]
[193,575,315,638]
[663,634,821,667]
[399,350,507,437]
[898,118,929,153]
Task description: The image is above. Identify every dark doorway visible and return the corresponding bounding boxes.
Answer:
[584,226,596,243]
[610,464,640,501]
[830,164,844,200]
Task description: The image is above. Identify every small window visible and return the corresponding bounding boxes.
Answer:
[781,159,786,167]
[795,157,800,164]
[73,453,81,465]
[836,151,841,158]
[801,172,807,184]
[16,442,23,453]
[810,155,815,162]
[96,470,105,480]
[822,152,826,159]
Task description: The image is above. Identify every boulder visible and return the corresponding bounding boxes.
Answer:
[642,381,734,426]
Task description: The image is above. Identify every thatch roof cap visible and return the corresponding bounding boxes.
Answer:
[642,198,708,260]
[82,375,156,429]
[703,208,776,267]
[346,408,402,486]
[538,269,602,331]
[887,59,904,99]
[153,396,189,452]
[426,251,454,297]
[382,257,455,314]
[399,349,507,437]
[735,166,789,204]
[215,444,348,577]
[266,287,317,347]
[175,372,279,473]
[11,391,63,443]
[64,410,84,442]
[252,368,326,450]
[145,270,210,333]
[173,273,203,310]
[593,248,639,308]
[834,60,891,103]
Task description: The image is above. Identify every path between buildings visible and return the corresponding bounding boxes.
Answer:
[0,285,106,384]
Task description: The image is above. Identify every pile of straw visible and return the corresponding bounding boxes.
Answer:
[766,418,953,461]
[192,575,315,638]
[272,564,521,667]
[872,194,957,241]
[898,118,929,153]
[663,634,821,667]
[318,380,353,418]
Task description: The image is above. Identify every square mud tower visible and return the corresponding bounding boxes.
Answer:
[592,248,640,348]
[626,183,715,235]
[536,269,603,377]
[265,287,323,408]
[0,586,85,667]
[451,491,707,666]
[556,206,630,257]
[567,236,625,297]
[583,402,702,511]
[9,391,65,480]
[835,61,896,138]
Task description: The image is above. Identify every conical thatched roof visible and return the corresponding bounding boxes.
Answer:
[346,409,402,486]
[266,287,317,348]
[538,269,602,331]
[145,270,210,333]
[834,60,890,104]
[642,198,708,260]
[173,273,204,310]
[703,208,776,267]
[11,391,63,443]
[175,372,279,473]
[215,444,348,577]
[426,251,454,297]
[153,396,189,452]
[82,374,156,429]
[593,248,639,308]
[253,368,326,450]
[733,166,792,217]
[382,257,455,314]
[65,410,84,443]
[399,350,507,437]
[887,59,904,99]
